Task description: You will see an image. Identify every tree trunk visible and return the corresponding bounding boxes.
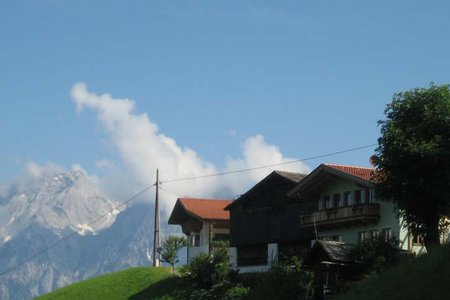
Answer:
[424,216,441,252]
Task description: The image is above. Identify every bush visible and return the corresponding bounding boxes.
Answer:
[351,237,411,275]
[248,256,314,300]
[177,243,249,300]
[225,284,251,300]
[183,282,249,300]
[180,251,231,289]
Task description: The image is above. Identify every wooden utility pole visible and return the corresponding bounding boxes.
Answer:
[153,169,161,267]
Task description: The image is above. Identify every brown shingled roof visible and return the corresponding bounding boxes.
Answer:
[287,163,376,197]
[178,198,233,221]
[325,164,375,182]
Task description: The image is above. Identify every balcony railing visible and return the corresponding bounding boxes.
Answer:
[300,203,380,229]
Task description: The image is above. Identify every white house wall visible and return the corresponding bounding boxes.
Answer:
[200,221,210,246]
[316,177,405,247]
[187,221,231,263]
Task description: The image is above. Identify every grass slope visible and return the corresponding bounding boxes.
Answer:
[336,244,450,300]
[36,267,175,300]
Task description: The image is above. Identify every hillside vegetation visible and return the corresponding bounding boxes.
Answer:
[336,244,450,300]
[36,267,175,300]
[38,244,450,300]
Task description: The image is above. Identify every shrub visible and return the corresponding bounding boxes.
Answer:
[178,243,249,300]
[157,235,188,276]
[248,256,314,300]
[225,284,251,300]
[180,243,234,288]
[351,237,411,275]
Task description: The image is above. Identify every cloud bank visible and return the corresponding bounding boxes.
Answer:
[70,83,310,214]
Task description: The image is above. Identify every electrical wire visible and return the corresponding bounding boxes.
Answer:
[158,186,185,198]
[161,143,377,184]
[0,184,156,278]
[0,142,377,278]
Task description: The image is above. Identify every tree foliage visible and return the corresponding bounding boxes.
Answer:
[177,244,246,299]
[180,245,231,290]
[157,235,188,276]
[351,237,409,276]
[374,84,450,251]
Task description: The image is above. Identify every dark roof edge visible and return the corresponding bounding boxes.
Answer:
[287,164,373,198]
[226,170,306,210]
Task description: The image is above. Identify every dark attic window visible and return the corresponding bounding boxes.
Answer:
[237,244,268,266]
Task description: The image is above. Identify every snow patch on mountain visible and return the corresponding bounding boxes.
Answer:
[0,168,158,300]
[0,169,117,243]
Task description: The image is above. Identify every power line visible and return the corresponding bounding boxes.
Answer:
[161,143,377,184]
[0,184,156,279]
[0,143,377,278]
[158,186,185,198]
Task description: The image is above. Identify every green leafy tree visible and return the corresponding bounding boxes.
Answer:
[374,84,450,251]
[158,235,188,276]
[351,237,409,275]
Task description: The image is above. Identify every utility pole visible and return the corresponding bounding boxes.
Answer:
[153,169,160,267]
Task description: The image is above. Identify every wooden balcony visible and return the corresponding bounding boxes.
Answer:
[300,203,380,229]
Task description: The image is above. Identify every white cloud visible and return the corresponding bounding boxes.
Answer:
[95,159,115,170]
[25,162,63,178]
[223,135,309,193]
[70,83,310,214]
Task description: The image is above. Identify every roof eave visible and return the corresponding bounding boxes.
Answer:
[287,164,374,198]
[230,170,302,209]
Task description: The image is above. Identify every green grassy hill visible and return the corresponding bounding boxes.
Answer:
[37,244,450,300]
[36,267,176,300]
[336,244,450,300]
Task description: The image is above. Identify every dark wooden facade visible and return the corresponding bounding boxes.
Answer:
[305,241,359,297]
[227,171,312,248]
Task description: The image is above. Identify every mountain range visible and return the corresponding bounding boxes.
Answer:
[0,169,159,299]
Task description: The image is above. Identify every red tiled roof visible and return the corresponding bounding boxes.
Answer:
[325,164,375,182]
[179,198,233,221]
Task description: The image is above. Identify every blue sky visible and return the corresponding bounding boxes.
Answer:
[1,1,449,202]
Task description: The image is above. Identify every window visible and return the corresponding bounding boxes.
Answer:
[365,188,373,203]
[343,191,352,206]
[278,242,310,263]
[354,190,362,205]
[381,228,392,241]
[318,198,324,210]
[190,233,200,247]
[237,245,268,266]
[323,195,331,209]
[333,193,341,208]
[213,233,229,242]
[371,230,380,239]
[412,234,424,246]
[358,231,367,242]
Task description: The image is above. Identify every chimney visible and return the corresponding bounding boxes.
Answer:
[369,155,378,166]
